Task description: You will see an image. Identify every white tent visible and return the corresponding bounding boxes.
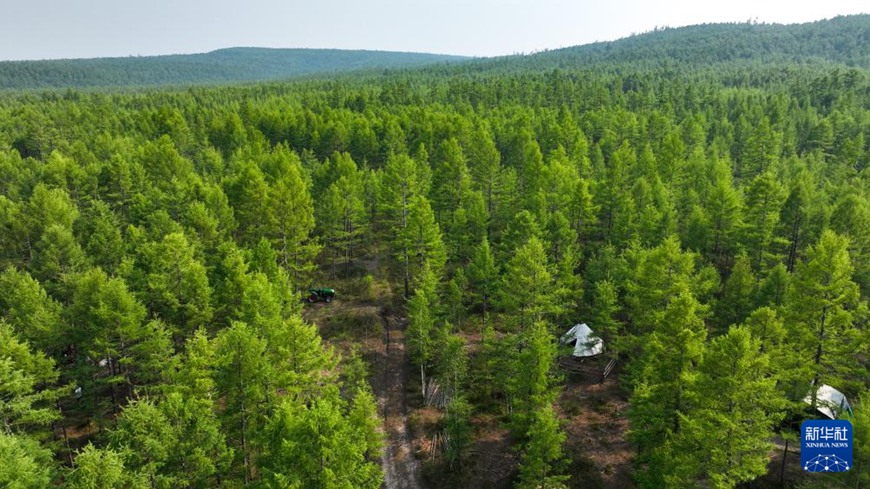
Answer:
[560,323,604,357]
[804,384,853,419]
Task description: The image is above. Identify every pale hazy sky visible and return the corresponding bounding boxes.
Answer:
[1,0,867,61]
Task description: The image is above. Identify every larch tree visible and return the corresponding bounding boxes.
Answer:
[0,321,64,439]
[0,268,64,356]
[628,292,707,471]
[714,252,757,333]
[110,393,232,488]
[595,140,637,246]
[672,327,782,488]
[0,432,56,489]
[259,392,383,489]
[507,320,560,437]
[591,280,623,355]
[625,236,708,339]
[146,232,212,334]
[403,194,447,286]
[516,404,569,489]
[703,161,743,271]
[784,230,866,408]
[741,171,786,272]
[466,122,501,219]
[381,152,424,297]
[265,149,319,292]
[407,261,440,386]
[468,236,498,326]
[66,444,142,489]
[213,321,272,484]
[431,138,472,250]
[497,237,561,330]
[318,152,367,277]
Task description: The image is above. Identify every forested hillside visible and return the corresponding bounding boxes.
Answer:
[525,14,870,70]
[0,15,869,489]
[0,47,467,90]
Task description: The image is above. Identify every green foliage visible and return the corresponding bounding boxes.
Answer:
[497,236,561,330]
[591,280,622,354]
[407,262,439,370]
[66,444,141,489]
[0,432,55,489]
[628,293,707,461]
[265,147,320,289]
[212,321,271,482]
[516,404,569,489]
[0,18,867,488]
[0,268,64,354]
[110,393,231,487]
[507,321,561,437]
[670,327,782,488]
[785,230,866,403]
[146,232,212,333]
[468,237,498,322]
[626,236,711,337]
[713,252,756,332]
[259,393,382,489]
[0,321,63,437]
[444,395,473,467]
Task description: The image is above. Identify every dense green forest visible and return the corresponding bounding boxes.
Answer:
[0,48,467,90]
[1,15,869,489]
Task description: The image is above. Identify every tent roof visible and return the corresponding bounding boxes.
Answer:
[560,323,604,357]
[804,384,853,419]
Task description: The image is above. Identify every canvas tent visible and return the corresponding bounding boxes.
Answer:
[560,323,604,357]
[804,384,853,419]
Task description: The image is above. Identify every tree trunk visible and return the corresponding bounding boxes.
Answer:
[810,306,827,410]
[779,438,789,487]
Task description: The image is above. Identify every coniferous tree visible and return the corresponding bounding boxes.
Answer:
[381,152,424,297]
[213,321,271,484]
[444,395,473,468]
[741,171,786,271]
[468,236,498,325]
[0,268,64,355]
[714,252,757,332]
[403,194,447,286]
[259,392,382,489]
[0,321,64,439]
[507,320,560,437]
[591,280,623,355]
[498,237,560,330]
[628,293,707,471]
[517,404,569,489]
[66,444,142,489]
[146,232,212,334]
[265,148,319,291]
[110,393,231,487]
[672,327,782,488]
[626,236,710,338]
[0,432,56,489]
[407,261,439,384]
[784,230,865,407]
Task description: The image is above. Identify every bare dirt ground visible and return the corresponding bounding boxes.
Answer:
[558,365,634,488]
[303,262,425,489]
[377,314,424,489]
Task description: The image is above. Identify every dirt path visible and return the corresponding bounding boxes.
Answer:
[376,314,424,489]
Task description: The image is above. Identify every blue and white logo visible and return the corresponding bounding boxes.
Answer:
[801,419,853,473]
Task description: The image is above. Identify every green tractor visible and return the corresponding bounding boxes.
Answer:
[307,287,336,303]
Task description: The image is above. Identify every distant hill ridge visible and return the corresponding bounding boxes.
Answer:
[491,14,870,71]
[1,14,867,90]
[0,47,468,90]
